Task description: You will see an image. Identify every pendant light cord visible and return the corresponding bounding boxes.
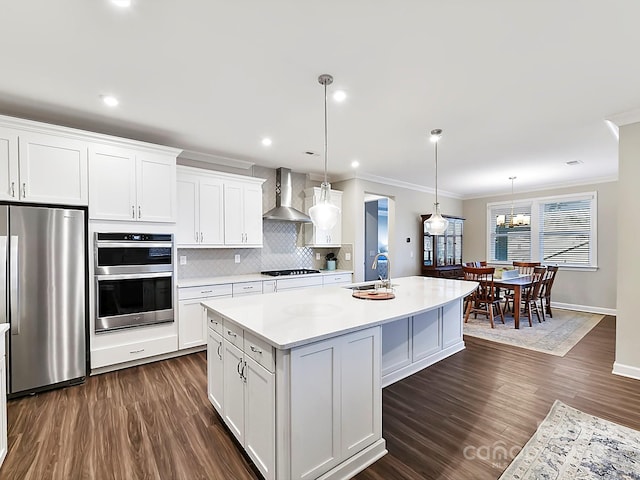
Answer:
[434,140,439,206]
[323,81,328,185]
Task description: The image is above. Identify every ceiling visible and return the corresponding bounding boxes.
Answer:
[1,1,637,198]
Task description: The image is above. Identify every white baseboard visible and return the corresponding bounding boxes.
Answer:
[551,302,616,316]
[612,362,640,381]
[317,438,387,480]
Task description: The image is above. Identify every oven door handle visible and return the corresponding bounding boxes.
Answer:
[95,272,173,281]
[95,242,173,248]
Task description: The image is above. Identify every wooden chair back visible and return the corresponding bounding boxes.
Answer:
[463,266,496,301]
[513,261,541,275]
[541,265,559,317]
[463,261,488,268]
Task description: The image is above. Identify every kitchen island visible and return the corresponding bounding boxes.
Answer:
[202,276,477,480]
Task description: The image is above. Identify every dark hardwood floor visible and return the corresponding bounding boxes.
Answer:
[2,316,639,480]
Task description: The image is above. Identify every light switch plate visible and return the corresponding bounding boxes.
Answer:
[345,253,351,261]
[179,255,187,265]
[234,254,241,264]
[316,253,321,260]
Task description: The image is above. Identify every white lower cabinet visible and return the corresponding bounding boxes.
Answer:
[218,323,276,480]
[322,272,353,286]
[207,328,224,415]
[178,284,232,350]
[289,326,381,480]
[381,300,464,387]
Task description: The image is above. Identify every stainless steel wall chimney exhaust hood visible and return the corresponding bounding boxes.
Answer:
[263,168,312,222]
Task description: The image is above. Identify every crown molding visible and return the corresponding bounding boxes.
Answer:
[606,108,640,127]
[179,150,254,170]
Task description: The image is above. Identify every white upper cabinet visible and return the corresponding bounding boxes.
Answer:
[89,144,176,222]
[224,180,264,247]
[176,166,264,248]
[0,127,18,202]
[0,126,87,205]
[304,187,342,246]
[176,169,224,246]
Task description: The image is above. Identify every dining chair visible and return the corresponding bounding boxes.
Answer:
[512,261,541,275]
[463,266,505,328]
[519,266,547,326]
[540,265,559,317]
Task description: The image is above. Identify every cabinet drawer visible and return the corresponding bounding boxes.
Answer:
[232,281,263,296]
[244,331,275,373]
[91,335,177,369]
[323,273,352,285]
[223,320,243,348]
[207,310,224,335]
[179,284,232,300]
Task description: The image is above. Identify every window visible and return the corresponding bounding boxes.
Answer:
[487,192,597,269]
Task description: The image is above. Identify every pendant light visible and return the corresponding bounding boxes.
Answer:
[497,176,530,228]
[309,74,340,231]
[423,128,449,235]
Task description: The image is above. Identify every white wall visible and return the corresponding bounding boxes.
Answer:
[462,181,618,313]
[614,121,640,379]
[333,178,463,281]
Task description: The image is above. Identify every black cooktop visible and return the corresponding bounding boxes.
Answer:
[261,269,321,277]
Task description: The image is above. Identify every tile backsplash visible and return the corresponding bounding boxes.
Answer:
[177,221,353,279]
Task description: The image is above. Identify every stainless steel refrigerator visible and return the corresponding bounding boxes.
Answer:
[0,204,87,396]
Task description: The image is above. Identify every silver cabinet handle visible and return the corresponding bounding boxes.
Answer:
[250,345,262,354]
[200,232,203,242]
[130,348,145,354]
[138,206,141,218]
[242,361,247,383]
[201,290,213,294]
[237,359,243,378]
[22,183,26,198]
[195,231,198,242]
[216,342,222,360]
[227,330,237,337]
[10,182,15,197]
[132,206,135,219]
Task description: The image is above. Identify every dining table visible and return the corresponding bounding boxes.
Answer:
[493,275,533,329]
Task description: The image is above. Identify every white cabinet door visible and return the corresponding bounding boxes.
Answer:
[207,329,224,415]
[19,132,88,205]
[137,153,175,222]
[176,174,199,245]
[244,356,276,480]
[243,182,263,246]
[290,335,342,479]
[0,127,18,201]
[340,327,381,458]
[178,299,207,350]
[224,181,244,244]
[199,176,224,245]
[412,310,441,361]
[381,317,412,376]
[89,144,137,220]
[223,340,245,444]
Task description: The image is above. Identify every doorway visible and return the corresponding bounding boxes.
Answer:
[364,195,389,282]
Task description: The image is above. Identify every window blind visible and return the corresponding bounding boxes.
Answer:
[539,199,592,266]
[489,204,532,262]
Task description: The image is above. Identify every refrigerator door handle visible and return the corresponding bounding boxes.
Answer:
[10,235,19,335]
[0,236,6,324]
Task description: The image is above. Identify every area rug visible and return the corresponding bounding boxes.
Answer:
[499,400,640,479]
[463,308,603,356]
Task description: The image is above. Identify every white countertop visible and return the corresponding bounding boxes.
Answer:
[0,324,9,335]
[177,269,353,288]
[202,276,477,350]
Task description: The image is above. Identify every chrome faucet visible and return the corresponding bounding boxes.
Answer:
[372,253,391,289]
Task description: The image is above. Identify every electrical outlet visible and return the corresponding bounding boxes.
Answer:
[234,254,241,264]
[345,253,351,261]
[316,253,321,260]
[179,255,187,265]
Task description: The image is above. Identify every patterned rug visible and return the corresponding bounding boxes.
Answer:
[463,308,603,356]
[499,401,640,479]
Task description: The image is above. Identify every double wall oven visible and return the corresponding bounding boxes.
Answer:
[95,233,174,333]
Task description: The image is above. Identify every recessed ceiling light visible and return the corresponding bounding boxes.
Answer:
[261,138,272,146]
[351,160,360,168]
[101,95,119,107]
[111,0,131,7]
[333,90,347,102]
